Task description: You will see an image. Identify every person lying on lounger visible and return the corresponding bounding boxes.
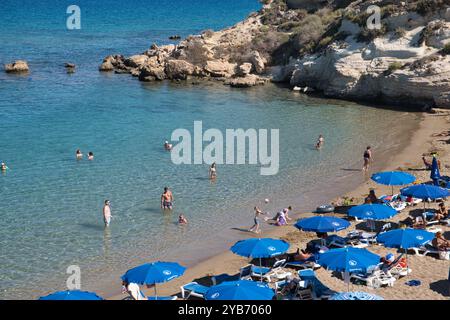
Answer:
[293,248,313,261]
[433,202,448,221]
[413,216,427,229]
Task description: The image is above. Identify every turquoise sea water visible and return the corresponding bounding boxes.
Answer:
[0,0,421,299]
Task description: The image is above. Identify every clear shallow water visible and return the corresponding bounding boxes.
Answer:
[0,1,421,299]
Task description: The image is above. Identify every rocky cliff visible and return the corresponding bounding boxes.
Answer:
[101,0,450,109]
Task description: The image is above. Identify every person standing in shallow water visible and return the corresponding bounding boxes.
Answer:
[103,200,112,227]
[161,187,174,210]
[209,162,217,180]
[362,146,373,171]
[316,135,324,149]
[76,149,83,160]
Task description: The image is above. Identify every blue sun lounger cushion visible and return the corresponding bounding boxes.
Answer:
[251,265,271,275]
[182,283,210,295]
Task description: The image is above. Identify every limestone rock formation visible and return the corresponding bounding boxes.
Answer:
[4,60,29,73]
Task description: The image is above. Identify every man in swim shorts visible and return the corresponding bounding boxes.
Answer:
[103,200,111,227]
[161,187,173,210]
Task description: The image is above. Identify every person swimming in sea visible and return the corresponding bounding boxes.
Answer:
[1,162,9,172]
[88,152,94,160]
[178,214,188,224]
[316,134,324,149]
[76,149,83,160]
[164,141,172,151]
[161,187,174,210]
[209,162,217,180]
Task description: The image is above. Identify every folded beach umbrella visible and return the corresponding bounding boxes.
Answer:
[371,171,416,195]
[348,204,397,221]
[376,228,434,249]
[121,261,186,298]
[230,238,289,281]
[430,156,441,186]
[294,216,350,233]
[39,290,104,300]
[329,291,383,300]
[205,280,275,300]
[230,238,290,259]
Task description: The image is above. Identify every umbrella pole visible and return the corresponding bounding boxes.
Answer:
[260,258,263,283]
[154,284,157,299]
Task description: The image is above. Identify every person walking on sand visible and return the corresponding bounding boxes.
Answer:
[316,135,324,149]
[249,206,266,234]
[161,187,173,210]
[362,146,372,171]
[209,162,217,180]
[103,200,112,227]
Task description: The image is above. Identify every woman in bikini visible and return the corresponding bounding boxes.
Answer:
[362,146,372,171]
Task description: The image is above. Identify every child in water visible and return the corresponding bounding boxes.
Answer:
[178,214,188,224]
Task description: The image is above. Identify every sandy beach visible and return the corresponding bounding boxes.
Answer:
[108,110,450,300]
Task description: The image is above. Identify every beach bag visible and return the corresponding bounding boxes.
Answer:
[438,250,449,260]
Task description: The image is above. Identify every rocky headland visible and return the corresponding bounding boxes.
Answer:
[100,0,450,109]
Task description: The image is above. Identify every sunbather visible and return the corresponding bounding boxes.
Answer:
[433,202,448,221]
[293,248,313,261]
[422,156,432,170]
[413,216,427,229]
[365,189,381,204]
[280,275,301,295]
[432,232,450,251]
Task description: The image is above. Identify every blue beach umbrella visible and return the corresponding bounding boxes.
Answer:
[230,238,289,281]
[121,261,186,298]
[295,216,350,233]
[318,247,380,291]
[230,238,290,258]
[205,280,275,300]
[348,204,397,221]
[318,247,380,274]
[400,184,449,200]
[376,228,434,249]
[330,291,383,300]
[430,156,441,186]
[39,290,104,300]
[371,171,416,195]
[401,184,449,212]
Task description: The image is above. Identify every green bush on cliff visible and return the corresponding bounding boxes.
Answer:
[357,24,387,42]
[387,62,404,73]
[442,43,450,55]
[415,0,446,16]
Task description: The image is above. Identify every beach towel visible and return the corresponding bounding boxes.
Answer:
[405,280,421,287]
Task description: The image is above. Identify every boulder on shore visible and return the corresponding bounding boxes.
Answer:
[4,60,29,73]
[227,74,267,88]
[165,59,195,80]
